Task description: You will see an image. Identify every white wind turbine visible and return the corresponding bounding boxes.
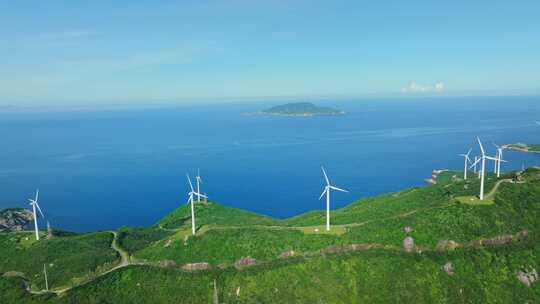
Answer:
[195,169,203,202]
[493,144,506,177]
[28,190,44,241]
[319,167,348,231]
[476,138,501,200]
[186,174,207,235]
[458,148,472,180]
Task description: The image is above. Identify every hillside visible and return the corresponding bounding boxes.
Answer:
[1,168,539,303]
[262,102,344,116]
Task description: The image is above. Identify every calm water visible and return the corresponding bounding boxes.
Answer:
[1,96,540,232]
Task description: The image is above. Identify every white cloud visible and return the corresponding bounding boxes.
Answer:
[401,81,446,93]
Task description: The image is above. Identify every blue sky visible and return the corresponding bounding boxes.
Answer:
[1,1,539,105]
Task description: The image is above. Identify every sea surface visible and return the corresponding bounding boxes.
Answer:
[1,96,539,232]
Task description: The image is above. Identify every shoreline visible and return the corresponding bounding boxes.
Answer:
[242,111,346,117]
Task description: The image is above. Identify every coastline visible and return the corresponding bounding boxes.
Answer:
[503,143,540,154]
[242,111,346,117]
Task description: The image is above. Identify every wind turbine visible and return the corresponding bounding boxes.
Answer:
[28,190,44,241]
[195,169,203,202]
[476,138,501,200]
[493,144,506,177]
[458,149,472,180]
[319,167,348,231]
[186,174,207,235]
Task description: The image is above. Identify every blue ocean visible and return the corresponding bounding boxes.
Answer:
[1,96,539,232]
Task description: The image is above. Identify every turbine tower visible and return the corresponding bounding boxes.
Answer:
[43,264,49,291]
[28,190,44,241]
[458,149,472,180]
[319,167,348,231]
[195,169,203,202]
[493,144,506,177]
[186,174,207,235]
[476,138,500,200]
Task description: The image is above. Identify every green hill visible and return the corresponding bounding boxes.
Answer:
[1,168,539,303]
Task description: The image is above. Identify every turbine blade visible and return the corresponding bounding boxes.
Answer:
[321,166,330,185]
[330,186,349,193]
[35,189,39,203]
[466,148,472,156]
[477,137,485,156]
[192,191,207,198]
[469,158,481,169]
[186,174,194,192]
[35,202,45,218]
[319,188,327,200]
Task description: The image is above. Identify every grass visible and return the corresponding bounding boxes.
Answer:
[4,237,538,303]
[296,225,348,235]
[455,195,495,205]
[158,201,280,230]
[0,231,117,290]
[2,168,540,302]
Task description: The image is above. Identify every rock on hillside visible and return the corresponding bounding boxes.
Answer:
[0,208,33,232]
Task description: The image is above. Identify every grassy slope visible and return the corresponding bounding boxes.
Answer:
[125,170,539,267]
[0,231,117,290]
[5,238,539,303]
[158,202,280,229]
[2,168,540,302]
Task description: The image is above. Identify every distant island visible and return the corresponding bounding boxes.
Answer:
[504,143,540,153]
[260,102,344,117]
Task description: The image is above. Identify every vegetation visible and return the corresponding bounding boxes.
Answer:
[262,102,344,116]
[0,231,117,290]
[3,238,539,303]
[529,144,540,152]
[1,168,539,302]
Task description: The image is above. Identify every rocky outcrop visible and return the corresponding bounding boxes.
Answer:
[234,256,257,269]
[442,262,455,276]
[517,268,538,287]
[0,208,33,232]
[469,230,528,247]
[403,236,415,252]
[403,226,414,234]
